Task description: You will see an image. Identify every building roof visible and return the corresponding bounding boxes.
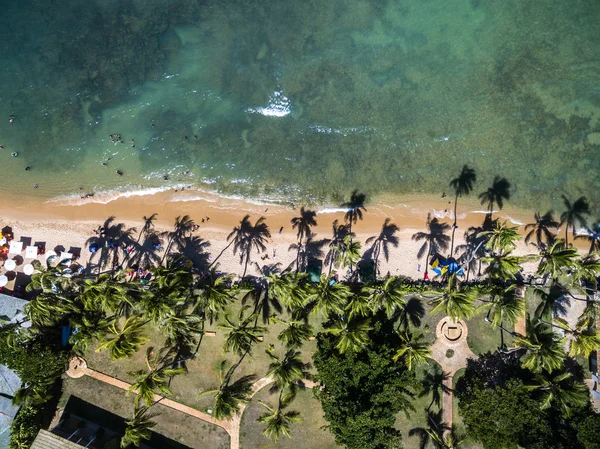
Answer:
[0,293,29,328]
[30,430,85,449]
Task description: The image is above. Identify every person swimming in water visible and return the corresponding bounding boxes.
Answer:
[116,170,123,176]
[10,152,18,157]
[25,165,31,171]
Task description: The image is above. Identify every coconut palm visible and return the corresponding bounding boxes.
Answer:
[514,317,566,373]
[266,272,308,310]
[127,347,185,407]
[478,176,511,219]
[266,347,311,390]
[232,216,271,278]
[96,316,149,360]
[425,275,476,321]
[325,317,372,354]
[325,220,353,274]
[198,361,255,420]
[258,392,302,442]
[362,276,408,318]
[342,190,367,235]
[219,307,266,357]
[196,269,236,323]
[345,291,375,320]
[121,406,157,449]
[158,307,203,363]
[449,165,477,256]
[26,262,73,294]
[526,369,589,417]
[412,213,451,277]
[536,239,579,282]
[575,222,600,254]
[544,316,600,358]
[140,263,194,324]
[80,274,133,316]
[69,310,111,355]
[525,211,559,248]
[478,220,520,255]
[24,293,74,327]
[334,236,361,273]
[366,218,400,268]
[393,330,431,371]
[419,362,451,411]
[271,317,313,349]
[483,285,525,328]
[560,195,589,246]
[307,275,352,316]
[481,252,525,282]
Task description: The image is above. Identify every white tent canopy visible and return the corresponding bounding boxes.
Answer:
[25,246,38,259]
[8,241,22,255]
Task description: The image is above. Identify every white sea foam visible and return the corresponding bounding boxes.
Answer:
[46,184,188,206]
[246,91,291,117]
[317,207,350,214]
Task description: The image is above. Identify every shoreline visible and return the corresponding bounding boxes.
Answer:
[1,188,586,285]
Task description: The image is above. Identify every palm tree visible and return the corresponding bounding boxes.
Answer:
[258,392,302,442]
[412,213,451,277]
[291,207,317,269]
[266,347,311,390]
[196,269,236,323]
[366,218,400,268]
[543,316,600,358]
[424,275,476,321]
[526,369,589,417]
[80,274,133,316]
[393,331,431,371]
[334,236,361,273]
[127,347,185,407]
[272,317,313,349]
[514,316,566,373]
[482,284,525,348]
[410,409,467,449]
[536,239,579,282]
[342,190,367,235]
[24,292,74,327]
[96,316,149,360]
[478,176,511,219]
[232,216,271,278]
[198,361,255,420]
[449,165,477,256]
[219,307,266,357]
[575,222,600,254]
[121,406,157,448]
[324,220,353,274]
[481,252,526,282]
[158,308,203,364]
[419,362,451,411]
[325,317,372,354]
[479,220,521,256]
[266,272,308,311]
[307,275,352,316]
[362,276,407,318]
[560,195,589,246]
[525,211,559,248]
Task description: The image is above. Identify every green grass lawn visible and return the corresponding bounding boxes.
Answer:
[240,387,339,449]
[60,375,230,449]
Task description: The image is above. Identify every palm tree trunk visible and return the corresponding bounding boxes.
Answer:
[564,225,569,247]
[209,240,234,269]
[450,194,458,257]
[499,321,505,349]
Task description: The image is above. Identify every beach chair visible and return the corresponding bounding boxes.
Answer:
[8,241,23,255]
[25,246,38,259]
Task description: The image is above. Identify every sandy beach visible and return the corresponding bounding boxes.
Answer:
[0,188,567,284]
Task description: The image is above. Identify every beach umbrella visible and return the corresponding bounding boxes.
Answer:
[9,241,23,255]
[25,246,38,259]
[23,264,34,276]
[45,250,57,262]
[4,260,16,271]
[89,242,100,253]
[0,275,7,287]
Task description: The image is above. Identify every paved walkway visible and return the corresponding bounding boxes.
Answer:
[428,317,476,430]
[66,357,315,449]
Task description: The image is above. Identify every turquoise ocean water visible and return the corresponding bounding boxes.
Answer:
[0,0,599,212]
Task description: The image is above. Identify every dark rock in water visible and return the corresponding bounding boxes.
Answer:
[158,27,182,59]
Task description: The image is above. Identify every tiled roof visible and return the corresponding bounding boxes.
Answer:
[30,430,84,449]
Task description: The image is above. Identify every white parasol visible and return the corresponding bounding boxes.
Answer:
[8,241,23,255]
[0,275,7,287]
[25,246,38,259]
[23,264,34,275]
[4,260,16,271]
[45,250,57,262]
